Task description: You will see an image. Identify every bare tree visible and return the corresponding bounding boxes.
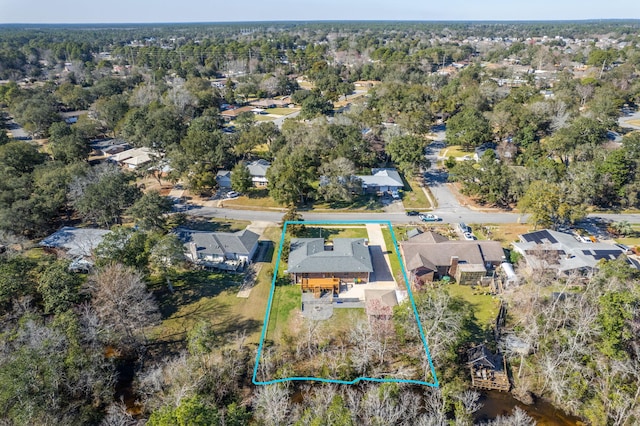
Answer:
[253,384,291,426]
[87,263,160,349]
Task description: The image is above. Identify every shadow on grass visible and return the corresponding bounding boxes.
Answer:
[255,241,275,263]
[303,194,383,211]
[247,188,270,199]
[182,217,248,233]
[153,269,243,319]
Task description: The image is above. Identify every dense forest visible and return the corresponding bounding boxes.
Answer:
[1,20,640,424]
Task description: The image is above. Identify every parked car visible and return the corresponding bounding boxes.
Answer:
[458,222,470,233]
[420,214,441,222]
[406,210,420,216]
[391,190,401,199]
[463,231,476,241]
[615,243,631,254]
[226,191,240,199]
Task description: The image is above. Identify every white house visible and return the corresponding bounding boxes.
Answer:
[356,168,404,194]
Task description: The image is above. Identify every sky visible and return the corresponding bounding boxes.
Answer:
[0,0,639,23]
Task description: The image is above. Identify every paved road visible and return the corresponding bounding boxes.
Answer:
[424,129,469,213]
[272,110,301,129]
[187,205,524,224]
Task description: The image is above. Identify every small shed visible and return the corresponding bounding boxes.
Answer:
[467,344,510,391]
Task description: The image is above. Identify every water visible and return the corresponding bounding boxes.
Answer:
[475,390,583,425]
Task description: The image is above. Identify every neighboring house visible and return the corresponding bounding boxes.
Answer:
[287,238,373,293]
[247,159,270,187]
[356,168,404,194]
[176,227,259,271]
[90,139,131,157]
[216,170,232,189]
[220,106,253,120]
[250,99,276,109]
[474,142,498,161]
[512,229,637,276]
[400,231,505,288]
[108,147,157,170]
[40,226,111,271]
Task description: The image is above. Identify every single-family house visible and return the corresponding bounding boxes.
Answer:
[176,227,260,271]
[512,229,637,276]
[356,168,404,194]
[220,106,254,120]
[247,159,270,187]
[90,139,131,157]
[287,238,374,294]
[400,231,505,288]
[40,226,111,271]
[108,147,157,170]
[216,170,232,189]
[250,99,276,109]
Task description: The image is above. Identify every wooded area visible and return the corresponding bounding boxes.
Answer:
[1,19,640,424]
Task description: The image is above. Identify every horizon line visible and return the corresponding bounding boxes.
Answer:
[1,18,639,26]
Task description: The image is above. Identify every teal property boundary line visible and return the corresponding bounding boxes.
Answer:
[251,220,440,387]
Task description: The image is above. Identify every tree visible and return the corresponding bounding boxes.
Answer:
[281,204,305,237]
[126,190,173,231]
[149,233,185,293]
[48,121,90,164]
[148,396,220,426]
[518,180,583,229]
[386,135,428,177]
[231,162,252,193]
[73,167,140,227]
[267,146,316,205]
[446,108,492,151]
[317,157,362,202]
[92,93,129,136]
[0,140,46,174]
[37,260,83,314]
[88,263,160,348]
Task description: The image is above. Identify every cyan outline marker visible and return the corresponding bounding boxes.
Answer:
[252,220,439,387]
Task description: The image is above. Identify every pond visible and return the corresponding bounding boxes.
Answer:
[475,390,583,425]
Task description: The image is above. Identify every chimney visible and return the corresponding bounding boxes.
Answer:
[449,256,459,278]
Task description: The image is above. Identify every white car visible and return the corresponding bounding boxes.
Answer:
[226,191,240,199]
[463,232,476,241]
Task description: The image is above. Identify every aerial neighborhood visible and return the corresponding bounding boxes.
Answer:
[1,17,640,425]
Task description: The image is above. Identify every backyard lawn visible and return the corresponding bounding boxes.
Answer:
[444,283,501,329]
[150,226,282,347]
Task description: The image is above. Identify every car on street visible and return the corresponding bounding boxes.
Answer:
[406,210,420,216]
[420,213,441,222]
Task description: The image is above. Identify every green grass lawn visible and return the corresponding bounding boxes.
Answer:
[181,217,251,232]
[150,226,282,347]
[310,194,384,211]
[380,226,405,285]
[440,145,473,158]
[402,178,434,210]
[267,107,300,116]
[221,189,285,209]
[265,285,301,341]
[445,283,500,329]
[297,225,368,240]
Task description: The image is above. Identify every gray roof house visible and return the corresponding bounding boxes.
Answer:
[40,227,111,271]
[512,229,637,275]
[176,227,259,270]
[356,168,404,193]
[287,238,373,284]
[216,170,232,189]
[247,159,270,187]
